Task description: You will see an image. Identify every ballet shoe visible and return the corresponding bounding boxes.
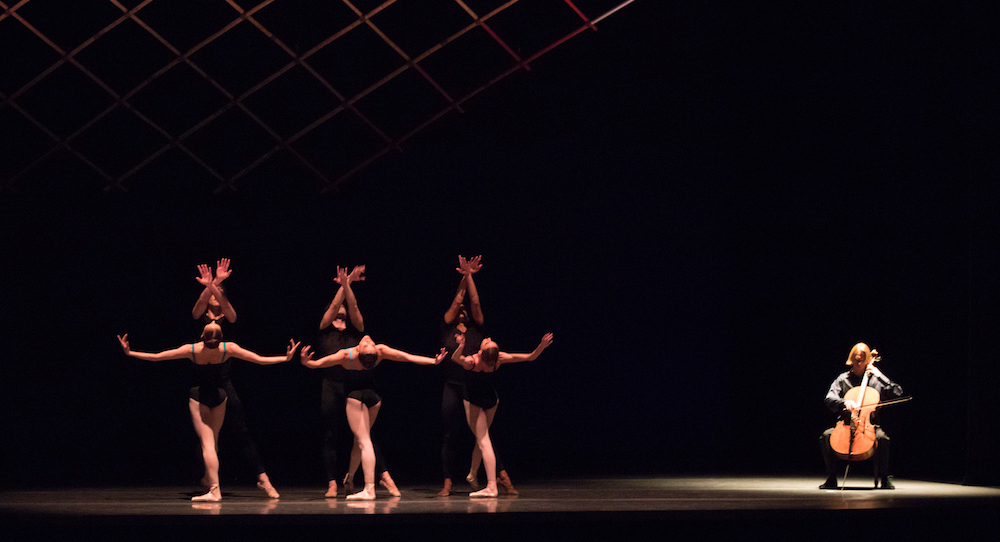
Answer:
[325,480,338,498]
[380,474,401,497]
[466,473,481,491]
[470,483,498,498]
[437,478,453,497]
[192,484,221,502]
[498,470,518,495]
[342,474,355,494]
[346,484,376,500]
[257,480,280,499]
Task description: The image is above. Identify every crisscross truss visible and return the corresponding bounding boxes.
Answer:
[1,0,637,195]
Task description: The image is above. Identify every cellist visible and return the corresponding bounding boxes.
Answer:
[819,343,903,490]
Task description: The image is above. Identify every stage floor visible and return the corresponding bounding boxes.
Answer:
[4,477,999,540]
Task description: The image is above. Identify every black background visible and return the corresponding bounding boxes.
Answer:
[1,1,994,488]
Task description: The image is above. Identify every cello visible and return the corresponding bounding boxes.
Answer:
[828,353,881,461]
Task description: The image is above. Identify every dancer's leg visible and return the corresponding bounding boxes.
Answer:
[465,400,498,497]
[345,398,377,500]
[190,398,226,502]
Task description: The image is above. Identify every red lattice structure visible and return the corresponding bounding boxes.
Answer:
[0,0,637,195]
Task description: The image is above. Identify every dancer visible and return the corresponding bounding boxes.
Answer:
[301,337,447,500]
[117,324,299,501]
[452,332,554,497]
[315,265,399,498]
[438,256,513,495]
[192,259,236,323]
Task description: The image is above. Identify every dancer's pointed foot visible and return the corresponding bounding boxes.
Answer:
[257,477,280,499]
[342,474,355,494]
[192,484,221,502]
[437,478,453,497]
[466,472,481,491]
[498,470,518,495]
[346,484,376,500]
[380,473,401,497]
[470,482,498,498]
[325,480,338,498]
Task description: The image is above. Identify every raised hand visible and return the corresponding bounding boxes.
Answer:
[300,345,314,365]
[286,339,301,361]
[467,255,482,274]
[215,258,232,284]
[456,255,469,274]
[455,332,466,349]
[196,263,214,286]
[117,333,130,354]
[434,347,448,364]
[539,332,554,349]
[349,265,366,283]
[333,266,349,285]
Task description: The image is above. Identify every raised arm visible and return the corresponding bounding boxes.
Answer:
[444,274,467,324]
[377,344,448,366]
[498,333,554,365]
[117,333,194,362]
[462,255,484,326]
[193,262,237,322]
[300,345,351,369]
[343,265,365,332]
[224,340,299,365]
[450,333,474,370]
[319,267,348,330]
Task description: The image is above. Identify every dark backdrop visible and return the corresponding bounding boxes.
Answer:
[1,2,990,488]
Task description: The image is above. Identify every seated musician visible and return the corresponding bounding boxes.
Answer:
[819,343,903,490]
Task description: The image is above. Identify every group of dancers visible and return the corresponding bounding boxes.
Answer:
[117,256,553,501]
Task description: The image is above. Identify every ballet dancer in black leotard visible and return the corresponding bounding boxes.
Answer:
[187,261,281,498]
[301,336,447,500]
[452,332,553,497]
[438,255,518,496]
[117,324,299,502]
[315,265,399,498]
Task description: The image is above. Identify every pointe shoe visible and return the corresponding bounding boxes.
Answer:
[498,470,518,495]
[193,484,221,502]
[466,473,481,491]
[257,480,280,499]
[346,484,376,500]
[325,480,338,498]
[380,474,401,497]
[342,474,355,494]
[470,483,498,498]
[437,478,453,497]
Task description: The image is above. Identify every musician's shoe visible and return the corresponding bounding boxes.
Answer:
[876,477,895,490]
[819,478,839,490]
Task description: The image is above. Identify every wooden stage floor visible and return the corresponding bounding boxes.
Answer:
[3,477,999,540]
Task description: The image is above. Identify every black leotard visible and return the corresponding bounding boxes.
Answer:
[188,343,229,408]
[345,355,381,408]
[464,367,498,410]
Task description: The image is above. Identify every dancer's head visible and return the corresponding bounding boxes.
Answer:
[480,337,499,368]
[357,335,378,369]
[332,305,348,331]
[456,303,469,324]
[201,323,223,349]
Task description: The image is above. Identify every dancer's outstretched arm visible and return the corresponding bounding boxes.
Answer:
[226,340,300,365]
[378,345,448,365]
[499,333,554,364]
[443,274,467,325]
[343,265,365,332]
[117,333,194,362]
[300,345,351,369]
